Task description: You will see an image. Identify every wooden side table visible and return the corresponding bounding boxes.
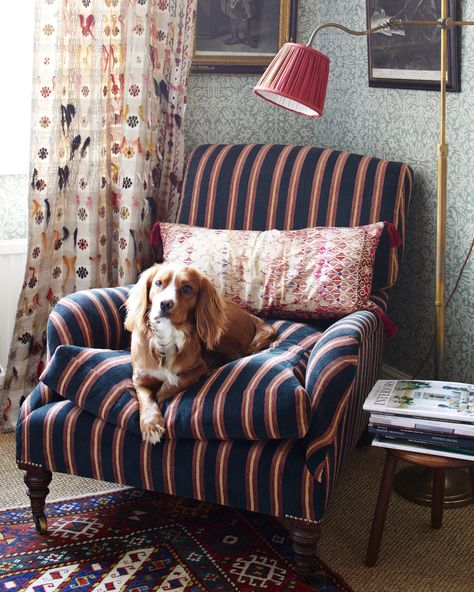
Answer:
[365,448,474,567]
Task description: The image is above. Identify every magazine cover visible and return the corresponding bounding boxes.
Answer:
[363,379,474,423]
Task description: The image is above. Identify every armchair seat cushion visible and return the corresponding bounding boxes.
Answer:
[40,320,323,441]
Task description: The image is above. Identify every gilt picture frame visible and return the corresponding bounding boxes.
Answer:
[367,0,460,92]
[191,0,298,74]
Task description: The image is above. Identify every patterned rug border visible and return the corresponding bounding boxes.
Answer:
[1,487,354,592]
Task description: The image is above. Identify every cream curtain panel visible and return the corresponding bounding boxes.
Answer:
[1,0,197,430]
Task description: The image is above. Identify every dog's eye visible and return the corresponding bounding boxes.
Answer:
[181,285,193,295]
[155,279,162,287]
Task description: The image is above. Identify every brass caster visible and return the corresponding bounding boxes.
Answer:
[33,514,48,535]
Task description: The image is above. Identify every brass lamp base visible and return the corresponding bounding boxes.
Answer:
[395,467,473,508]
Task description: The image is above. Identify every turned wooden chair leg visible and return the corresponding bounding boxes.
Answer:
[19,464,52,535]
[365,451,398,567]
[431,468,445,529]
[285,518,324,584]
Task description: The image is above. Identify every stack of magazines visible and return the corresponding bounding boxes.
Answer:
[363,379,474,460]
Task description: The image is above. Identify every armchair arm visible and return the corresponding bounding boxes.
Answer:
[47,286,131,357]
[303,310,384,495]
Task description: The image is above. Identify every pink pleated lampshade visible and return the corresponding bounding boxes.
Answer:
[253,43,330,118]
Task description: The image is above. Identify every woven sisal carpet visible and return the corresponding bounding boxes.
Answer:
[2,433,474,591]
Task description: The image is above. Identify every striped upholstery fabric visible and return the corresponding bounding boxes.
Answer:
[47,286,131,356]
[16,143,413,524]
[17,388,324,521]
[177,144,412,292]
[39,318,322,441]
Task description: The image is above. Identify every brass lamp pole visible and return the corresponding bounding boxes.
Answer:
[306,3,474,381]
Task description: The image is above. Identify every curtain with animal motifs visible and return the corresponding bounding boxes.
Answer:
[1,0,197,431]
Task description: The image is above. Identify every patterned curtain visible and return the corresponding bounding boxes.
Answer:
[1,0,197,431]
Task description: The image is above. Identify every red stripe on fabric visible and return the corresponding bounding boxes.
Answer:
[116,397,137,435]
[163,440,177,495]
[140,440,153,490]
[213,359,250,439]
[301,465,316,522]
[48,311,73,349]
[244,144,273,230]
[307,149,332,227]
[215,441,232,505]
[245,441,265,512]
[263,369,292,439]
[241,386,257,440]
[55,349,97,396]
[226,144,256,229]
[265,145,294,229]
[204,145,234,227]
[192,440,208,501]
[63,406,82,475]
[305,335,354,386]
[190,367,227,439]
[284,146,312,230]
[295,386,310,438]
[188,145,220,226]
[76,354,130,408]
[20,407,32,465]
[62,299,94,347]
[349,155,371,227]
[105,288,128,348]
[326,151,351,226]
[112,425,126,484]
[43,400,70,471]
[86,292,111,348]
[306,383,355,459]
[309,354,357,413]
[269,440,293,517]
[90,418,105,480]
[369,160,388,223]
[98,378,135,424]
[165,390,186,439]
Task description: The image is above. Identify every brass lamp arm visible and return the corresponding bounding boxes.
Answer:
[306,18,474,48]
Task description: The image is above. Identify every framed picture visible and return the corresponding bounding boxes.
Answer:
[191,0,298,74]
[366,0,460,92]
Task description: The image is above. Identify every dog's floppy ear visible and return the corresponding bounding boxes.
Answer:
[195,275,226,349]
[124,264,160,332]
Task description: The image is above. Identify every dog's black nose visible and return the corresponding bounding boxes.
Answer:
[160,299,174,312]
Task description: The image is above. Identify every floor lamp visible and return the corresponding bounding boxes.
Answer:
[253,2,474,506]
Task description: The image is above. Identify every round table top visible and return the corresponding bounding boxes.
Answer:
[388,447,474,469]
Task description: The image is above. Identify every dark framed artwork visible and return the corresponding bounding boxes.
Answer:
[191,0,298,74]
[366,0,460,92]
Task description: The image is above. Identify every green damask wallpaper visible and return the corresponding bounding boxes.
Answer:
[185,0,474,382]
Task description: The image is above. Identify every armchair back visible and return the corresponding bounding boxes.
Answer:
[177,144,412,293]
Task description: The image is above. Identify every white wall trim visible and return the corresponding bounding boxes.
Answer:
[0,238,28,256]
[381,363,411,381]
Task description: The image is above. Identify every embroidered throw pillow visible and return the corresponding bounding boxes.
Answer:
[152,221,385,320]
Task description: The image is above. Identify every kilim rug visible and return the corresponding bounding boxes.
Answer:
[0,488,352,591]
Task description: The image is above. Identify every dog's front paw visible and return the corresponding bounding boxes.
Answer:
[140,407,166,445]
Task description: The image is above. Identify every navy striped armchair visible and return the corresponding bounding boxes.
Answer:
[17,144,412,577]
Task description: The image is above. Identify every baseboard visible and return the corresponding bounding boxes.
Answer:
[380,363,411,380]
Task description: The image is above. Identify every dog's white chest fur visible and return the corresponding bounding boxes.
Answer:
[148,319,186,385]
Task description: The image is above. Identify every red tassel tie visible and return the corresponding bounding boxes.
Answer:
[384,221,402,248]
[150,222,162,248]
[374,305,398,340]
